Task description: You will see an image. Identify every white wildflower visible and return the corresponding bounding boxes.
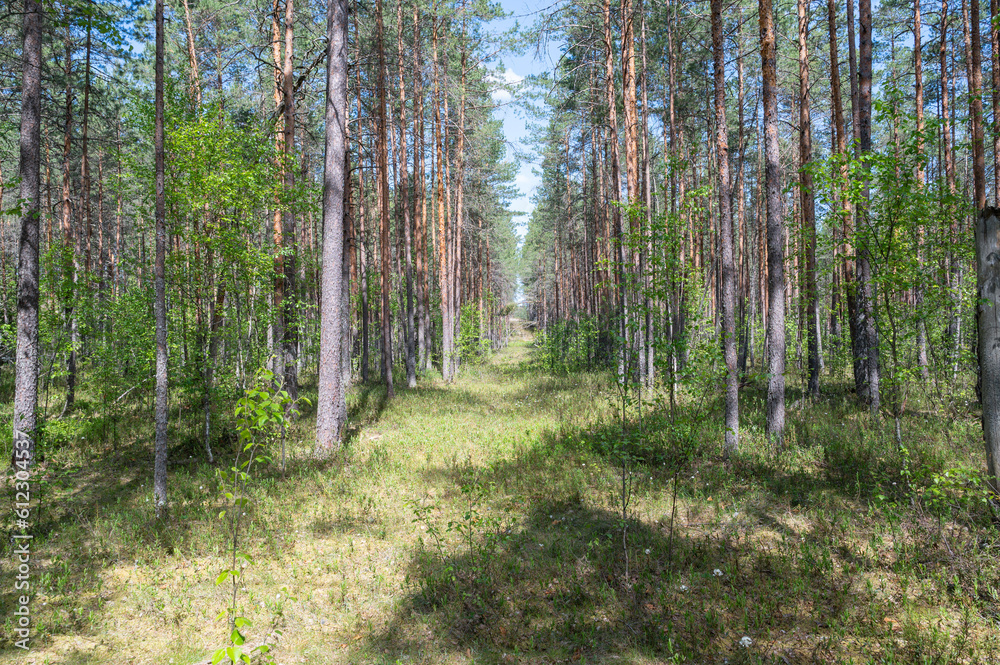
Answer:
[739,636,752,647]
[713,568,723,577]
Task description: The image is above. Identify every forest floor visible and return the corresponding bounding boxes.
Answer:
[3,331,1000,664]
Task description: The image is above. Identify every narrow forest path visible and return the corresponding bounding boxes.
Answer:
[5,336,998,665]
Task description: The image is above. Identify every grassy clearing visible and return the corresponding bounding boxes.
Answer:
[2,336,1000,664]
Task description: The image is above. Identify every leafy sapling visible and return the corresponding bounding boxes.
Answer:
[211,367,305,665]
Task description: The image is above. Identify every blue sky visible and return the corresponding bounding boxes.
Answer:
[488,0,562,239]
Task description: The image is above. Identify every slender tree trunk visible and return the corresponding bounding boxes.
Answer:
[82,14,93,280]
[153,0,169,517]
[398,0,417,388]
[712,0,738,456]
[114,121,124,295]
[433,14,452,381]
[969,0,986,209]
[61,30,77,414]
[13,0,42,468]
[848,0,860,145]
[761,0,785,445]
[97,151,106,290]
[736,9,751,375]
[203,250,224,464]
[316,0,349,453]
[640,9,654,385]
[799,0,819,397]
[281,0,298,401]
[451,16,468,380]
[377,0,395,397]
[413,1,428,372]
[603,0,627,383]
[941,0,963,379]
[355,40,371,383]
[271,0,285,378]
[915,0,931,379]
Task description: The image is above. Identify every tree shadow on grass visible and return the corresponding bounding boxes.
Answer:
[357,492,859,665]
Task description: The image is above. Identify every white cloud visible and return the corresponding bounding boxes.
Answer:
[489,67,524,103]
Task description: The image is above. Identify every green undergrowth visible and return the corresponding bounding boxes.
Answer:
[2,339,1000,664]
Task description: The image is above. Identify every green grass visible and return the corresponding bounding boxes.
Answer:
[2,338,1000,664]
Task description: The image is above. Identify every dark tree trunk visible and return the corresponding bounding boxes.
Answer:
[60,29,76,414]
[603,0,627,383]
[799,0,819,397]
[377,0,395,396]
[976,208,1000,491]
[992,0,1000,202]
[941,0,962,378]
[969,0,986,209]
[13,0,42,468]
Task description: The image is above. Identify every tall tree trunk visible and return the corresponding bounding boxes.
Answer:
[915,0,931,379]
[736,8,751,374]
[451,15,469,380]
[356,38,370,383]
[153,0,169,518]
[848,0,860,145]
[413,1,428,372]
[799,0,819,397]
[398,0,417,388]
[621,0,642,382]
[941,0,962,378]
[13,0,42,468]
[316,0,350,453]
[977,208,1000,491]
[433,14,452,381]
[969,0,986,209]
[61,30,77,414]
[712,0,738,456]
[271,0,285,378]
[992,0,1000,201]
[377,0,395,397]
[640,9,654,385]
[857,0,880,412]
[281,0,298,401]
[82,14,93,280]
[603,0,627,383]
[203,251,224,465]
[761,0,785,445]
